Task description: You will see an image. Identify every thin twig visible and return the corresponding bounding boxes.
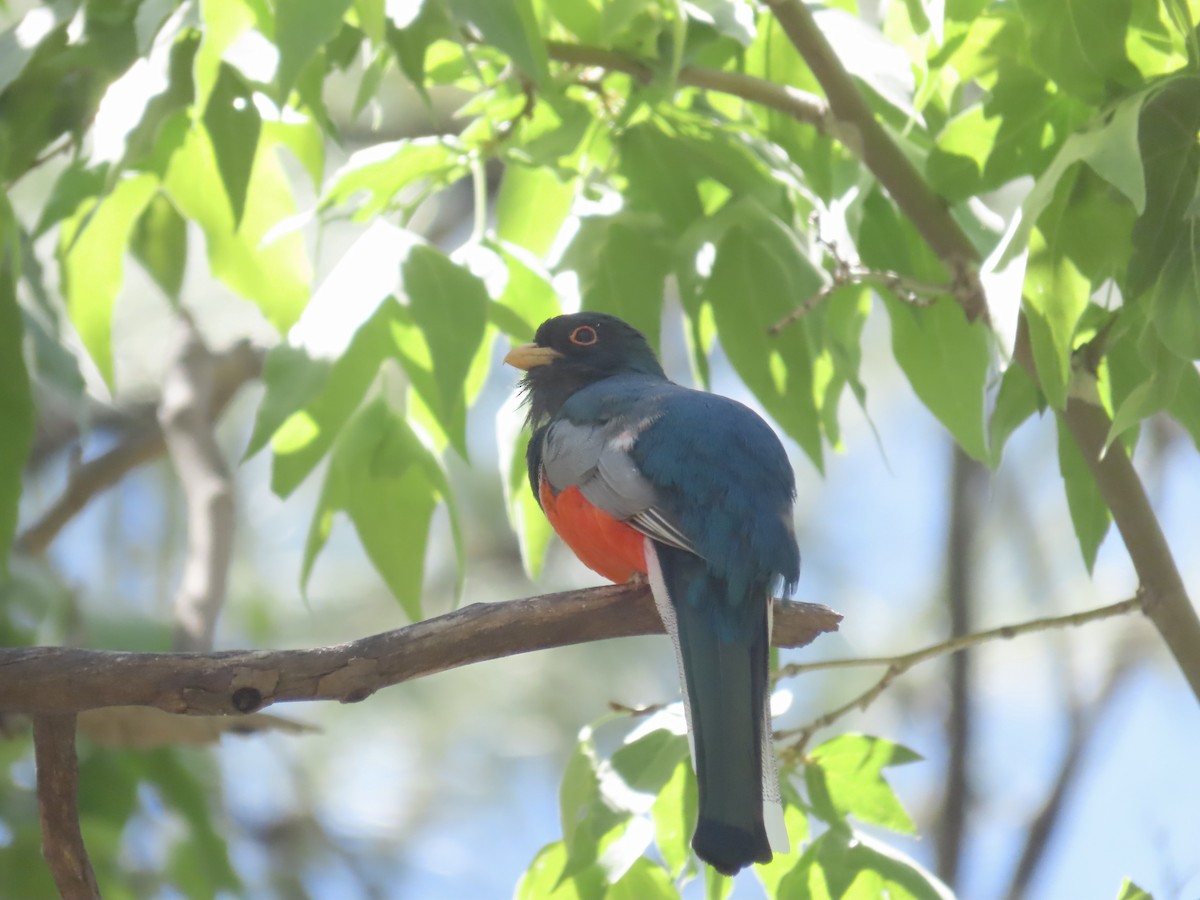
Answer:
[0,585,840,716]
[33,714,100,900]
[16,342,263,557]
[775,596,1142,755]
[158,317,236,651]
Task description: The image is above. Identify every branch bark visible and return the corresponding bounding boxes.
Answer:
[33,715,100,900]
[0,584,840,716]
[158,317,236,651]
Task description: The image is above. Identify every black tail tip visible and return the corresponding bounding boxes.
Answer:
[692,819,773,877]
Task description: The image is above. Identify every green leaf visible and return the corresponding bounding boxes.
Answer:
[496,163,578,258]
[58,173,158,387]
[276,0,354,101]
[805,734,921,835]
[194,0,257,111]
[705,865,733,900]
[321,136,469,220]
[617,122,705,236]
[488,240,562,336]
[700,201,825,468]
[651,759,698,879]
[559,726,631,873]
[302,396,446,619]
[1056,414,1112,571]
[202,64,262,229]
[753,802,811,895]
[269,301,399,496]
[0,202,34,575]
[164,125,311,334]
[545,0,604,42]
[1147,216,1200,361]
[1022,173,1094,410]
[560,214,669,351]
[779,830,953,900]
[1116,878,1155,900]
[885,295,991,462]
[1128,77,1200,328]
[1016,0,1141,104]
[395,244,490,458]
[1166,362,1200,453]
[386,0,456,90]
[611,728,689,796]
[447,0,550,88]
[1106,325,1187,448]
[929,67,1090,202]
[608,858,680,900]
[1000,89,1150,267]
[130,191,187,303]
[516,842,584,899]
[988,363,1040,467]
[33,162,109,239]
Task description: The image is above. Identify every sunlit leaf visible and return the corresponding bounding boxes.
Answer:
[779,829,953,900]
[58,172,158,387]
[651,759,698,879]
[496,163,578,258]
[302,396,447,619]
[164,125,311,334]
[320,136,469,220]
[1116,878,1155,900]
[395,244,490,458]
[805,734,921,835]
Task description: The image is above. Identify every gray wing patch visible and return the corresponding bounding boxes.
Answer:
[541,417,699,556]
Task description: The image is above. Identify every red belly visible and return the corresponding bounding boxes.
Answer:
[540,479,647,583]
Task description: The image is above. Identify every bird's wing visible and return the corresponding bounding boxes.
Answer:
[539,414,698,557]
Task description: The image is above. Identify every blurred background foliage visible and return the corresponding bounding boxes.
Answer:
[2,0,1200,897]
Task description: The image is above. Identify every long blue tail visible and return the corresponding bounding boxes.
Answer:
[650,543,773,876]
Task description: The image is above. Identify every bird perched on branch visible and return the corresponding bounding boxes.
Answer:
[505,312,800,876]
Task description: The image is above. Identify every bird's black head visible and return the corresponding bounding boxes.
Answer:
[504,313,666,423]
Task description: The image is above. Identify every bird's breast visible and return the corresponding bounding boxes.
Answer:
[539,475,647,584]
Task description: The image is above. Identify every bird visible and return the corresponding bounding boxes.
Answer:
[504,312,800,876]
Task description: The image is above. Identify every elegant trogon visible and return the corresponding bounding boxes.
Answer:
[504,312,801,876]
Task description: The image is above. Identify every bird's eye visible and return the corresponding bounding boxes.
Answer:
[569,325,598,347]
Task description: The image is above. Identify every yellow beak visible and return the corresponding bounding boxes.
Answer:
[504,343,563,370]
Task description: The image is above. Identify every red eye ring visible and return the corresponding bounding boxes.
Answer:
[569,325,598,346]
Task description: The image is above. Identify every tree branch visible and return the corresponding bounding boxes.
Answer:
[33,715,100,900]
[0,584,840,716]
[763,0,1200,705]
[158,317,236,651]
[545,40,830,132]
[15,341,263,557]
[776,596,1142,754]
